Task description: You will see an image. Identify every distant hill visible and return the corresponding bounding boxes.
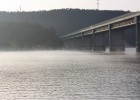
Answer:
[0,9,129,36]
[0,9,135,47]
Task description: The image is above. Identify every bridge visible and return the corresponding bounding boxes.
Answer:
[61,12,140,52]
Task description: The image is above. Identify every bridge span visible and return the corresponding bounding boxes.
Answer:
[61,12,140,52]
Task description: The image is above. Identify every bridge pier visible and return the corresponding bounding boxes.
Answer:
[66,39,75,49]
[93,32,105,51]
[74,37,83,50]
[136,16,140,52]
[63,40,69,49]
[109,26,125,52]
[83,35,93,50]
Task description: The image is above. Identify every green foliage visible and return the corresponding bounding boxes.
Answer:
[0,9,128,36]
[0,9,135,48]
[0,22,62,49]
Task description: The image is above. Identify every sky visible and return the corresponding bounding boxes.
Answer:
[0,0,139,12]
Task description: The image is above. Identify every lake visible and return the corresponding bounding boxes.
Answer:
[0,49,140,100]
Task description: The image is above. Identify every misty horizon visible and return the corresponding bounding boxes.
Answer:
[0,0,139,12]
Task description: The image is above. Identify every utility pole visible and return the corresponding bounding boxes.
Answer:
[20,5,21,12]
[19,0,22,12]
[97,0,99,10]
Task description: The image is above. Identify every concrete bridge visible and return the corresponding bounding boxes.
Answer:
[61,12,140,52]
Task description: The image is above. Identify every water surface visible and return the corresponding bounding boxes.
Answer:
[0,49,140,100]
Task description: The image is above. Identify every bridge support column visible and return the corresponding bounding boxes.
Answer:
[81,33,84,50]
[65,39,75,49]
[136,16,140,52]
[63,40,69,49]
[83,35,93,50]
[93,32,105,51]
[72,38,76,49]
[109,26,125,52]
[74,37,83,50]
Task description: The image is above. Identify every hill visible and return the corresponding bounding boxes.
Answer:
[0,9,128,35]
[0,22,62,50]
[0,9,135,49]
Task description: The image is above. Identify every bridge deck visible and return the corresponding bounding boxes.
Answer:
[62,12,140,39]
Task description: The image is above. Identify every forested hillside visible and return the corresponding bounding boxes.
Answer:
[0,9,135,49]
[0,22,62,50]
[0,9,128,35]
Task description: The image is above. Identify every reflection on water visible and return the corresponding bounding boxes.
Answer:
[0,48,140,100]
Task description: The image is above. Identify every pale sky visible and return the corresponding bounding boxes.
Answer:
[0,0,139,12]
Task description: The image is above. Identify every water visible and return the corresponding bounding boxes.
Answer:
[0,49,140,100]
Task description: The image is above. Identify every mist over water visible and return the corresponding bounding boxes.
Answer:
[0,48,140,99]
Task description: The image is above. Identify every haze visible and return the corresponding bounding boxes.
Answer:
[0,0,139,12]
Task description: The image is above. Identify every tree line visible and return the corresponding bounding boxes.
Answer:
[0,9,128,35]
[0,22,62,50]
[0,9,135,49]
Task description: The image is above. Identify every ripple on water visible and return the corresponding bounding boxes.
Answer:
[0,50,139,100]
